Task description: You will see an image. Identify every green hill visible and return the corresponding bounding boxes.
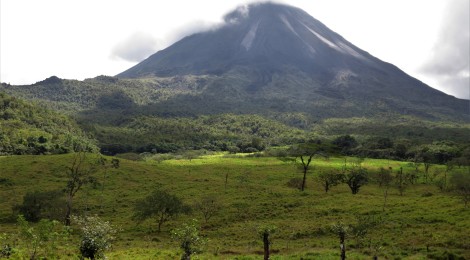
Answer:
[0,92,96,155]
[0,154,469,259]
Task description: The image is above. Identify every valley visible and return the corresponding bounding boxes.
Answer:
[1,154,469,259]
[0,2,469,259]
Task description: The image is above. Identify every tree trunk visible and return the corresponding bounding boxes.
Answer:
[301,169,307,191]
[263,232,270,260]
[65,196,72,226]
[340,233,346,260]
[158,213,165,232]
[181,252,190,260]
[382,187,388,212]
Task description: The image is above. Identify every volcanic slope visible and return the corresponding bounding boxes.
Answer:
[117,2,468,121]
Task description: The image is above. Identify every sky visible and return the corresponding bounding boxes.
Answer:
[1,0,469,99]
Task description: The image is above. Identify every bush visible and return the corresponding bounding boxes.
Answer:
[345,167,369,194]
[72,215,117,260]
[133,189,190,232]
[17,215,70,260]
[287,178,305,190]
[13,190,66,222]
[171,219,206,260]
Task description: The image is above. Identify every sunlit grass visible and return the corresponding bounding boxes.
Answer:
[0,154,468,259]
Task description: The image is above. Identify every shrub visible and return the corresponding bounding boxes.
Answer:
[287,178,304,190]
[13,190,65,222]
[72,215,117,260]
[171,219,206,260]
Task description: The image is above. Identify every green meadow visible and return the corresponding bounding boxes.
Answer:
[0,154,469,259]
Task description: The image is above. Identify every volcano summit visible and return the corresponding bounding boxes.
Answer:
[117,2,468,120]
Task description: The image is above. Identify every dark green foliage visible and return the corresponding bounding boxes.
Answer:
[450,172,470,208]
[345,167,369,194]
[2,74,468,160]
[287,141,334,191]
[0,92,97,155]
[94,114,304,155]
[317,171,345,193]
[13,190,65,222]
[171,219,206,260]
[332,135,358,154]
[133,189,189,232]
[375,167,394,187]
[0,178,13,186]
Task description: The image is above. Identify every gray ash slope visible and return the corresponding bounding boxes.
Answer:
[117,2,468,121]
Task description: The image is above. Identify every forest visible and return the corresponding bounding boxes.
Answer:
[0,91,469,259]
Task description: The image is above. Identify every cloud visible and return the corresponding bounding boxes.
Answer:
[421,0,470,99]
[167,20,222,44]
[111,32,160,62]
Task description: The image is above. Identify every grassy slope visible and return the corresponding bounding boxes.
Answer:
[0,154,469,259]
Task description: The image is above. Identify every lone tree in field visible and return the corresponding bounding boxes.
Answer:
[72,215,116,260]
[450,172,470,208]
[98,157,120,209]
[330,222,349,260]
[318,171,345,193]
[287,140,333,191]
[64,151,99,226]
[345,166,369,194]
[171,219,206,260]
[395,167,408,196]
[133,188,189,232]
[194,195,222,224]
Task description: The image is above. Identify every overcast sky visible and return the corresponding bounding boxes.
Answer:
[1,0,468,99]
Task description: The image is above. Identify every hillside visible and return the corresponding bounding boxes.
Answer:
[0,154,469,259]
[1,2,469,156]
[0,92,96,155]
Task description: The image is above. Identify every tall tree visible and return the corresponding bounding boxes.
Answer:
[64,152,98,226]
[287,141,333,191]
[133,188,189,232]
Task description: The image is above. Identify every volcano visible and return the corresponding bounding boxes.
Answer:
[116,2,467,120]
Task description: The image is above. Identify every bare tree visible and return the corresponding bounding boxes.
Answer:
[64,152,98,226]
[194,195,222,224]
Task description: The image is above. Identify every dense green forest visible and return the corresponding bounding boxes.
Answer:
[1,85,469,165]
[0,92,96,155]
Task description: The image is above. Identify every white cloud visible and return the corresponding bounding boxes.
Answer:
[420,0,470,99]
[0,0,466,100]
[111,32,160,62]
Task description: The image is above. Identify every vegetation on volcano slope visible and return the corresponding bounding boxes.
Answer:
[0,92,96,155]
[0,154,469,259]
[2,75,470,158]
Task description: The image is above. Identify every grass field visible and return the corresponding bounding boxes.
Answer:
[0,153,469,259]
